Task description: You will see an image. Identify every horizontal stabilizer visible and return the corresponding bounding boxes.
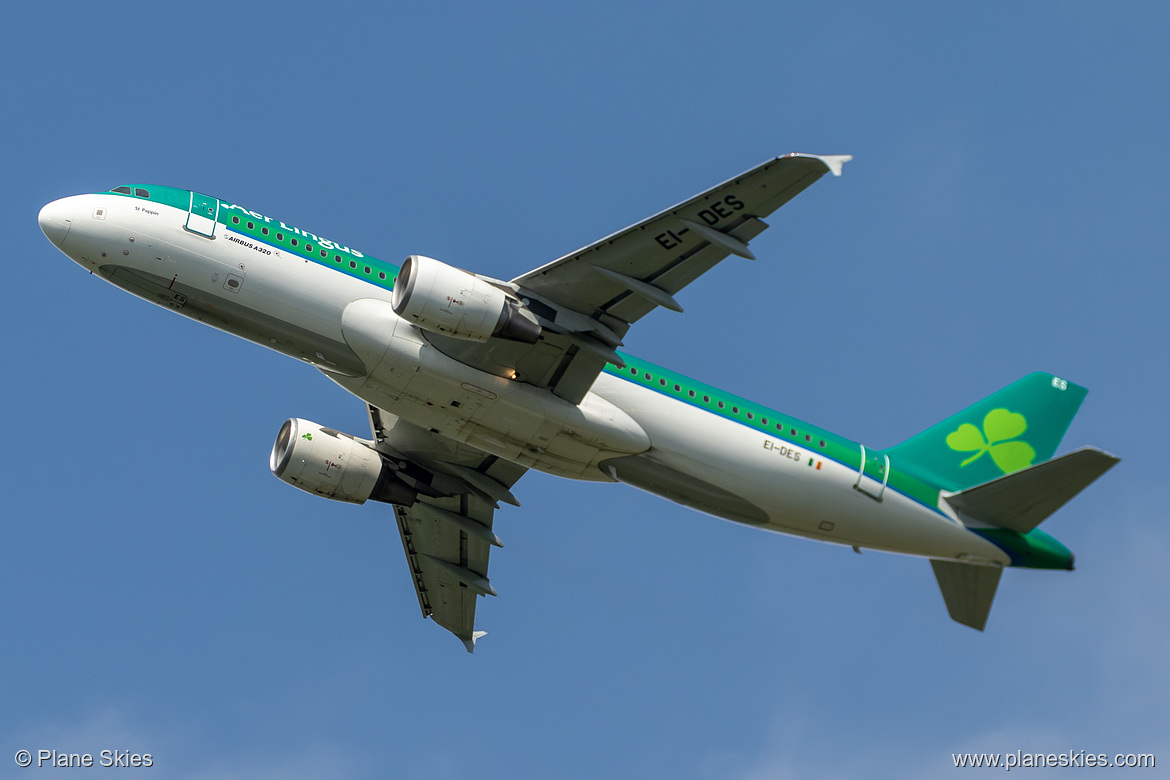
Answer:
[944,447,1119,534]
[931,560,1003,631]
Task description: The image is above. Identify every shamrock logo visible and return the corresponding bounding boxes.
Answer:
[945,408,1035,474]
[301,432,313,441]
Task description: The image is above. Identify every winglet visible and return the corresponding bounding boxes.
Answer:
[817,154,853,177]
[462,630,488,653]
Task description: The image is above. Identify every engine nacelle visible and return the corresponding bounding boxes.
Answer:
[390,254,541,343]
[269,418,416,505]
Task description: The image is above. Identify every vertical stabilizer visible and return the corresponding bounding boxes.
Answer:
[889,373,1088,492]
[931,560,1002,631]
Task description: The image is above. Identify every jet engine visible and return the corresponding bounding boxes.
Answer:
[390,254,541,343]
[269,418,417,505]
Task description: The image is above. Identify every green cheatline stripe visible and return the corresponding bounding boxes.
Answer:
[227,224,401,289]
[600,359,1076,569]
[601,355,945,512]
[971,527,1073,570]
[108,185,403,289]
[107,184,190,211]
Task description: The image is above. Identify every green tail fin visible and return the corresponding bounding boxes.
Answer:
[888,372,1088,492]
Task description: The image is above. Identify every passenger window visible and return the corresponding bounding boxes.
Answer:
[291,238,298,246]
[262,227,269,235]
[134,188,149,198]
[247,221,254,230]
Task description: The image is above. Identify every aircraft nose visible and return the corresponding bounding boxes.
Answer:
[38,197,75,248]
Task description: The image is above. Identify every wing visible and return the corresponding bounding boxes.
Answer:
[368,405,527,652]
[424,153,849,404]
[513,153,850,324]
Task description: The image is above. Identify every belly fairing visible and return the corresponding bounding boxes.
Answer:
[336,298,650,479]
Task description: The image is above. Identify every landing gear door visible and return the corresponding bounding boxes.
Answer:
[186,192,219,238]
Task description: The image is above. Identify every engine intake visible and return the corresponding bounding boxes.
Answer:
[269,418,416,505]
[391,254,541,343]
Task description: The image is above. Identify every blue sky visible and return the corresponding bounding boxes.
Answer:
[3,2,1167,777]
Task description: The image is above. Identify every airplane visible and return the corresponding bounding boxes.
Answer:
[38,154,1118,651]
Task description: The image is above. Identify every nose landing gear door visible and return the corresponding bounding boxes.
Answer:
[185,192,219,238]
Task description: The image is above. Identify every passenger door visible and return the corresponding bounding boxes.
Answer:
[185,191,219,238]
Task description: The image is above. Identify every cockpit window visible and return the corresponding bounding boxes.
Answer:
[134,188,149,198]
[111,186,132,194]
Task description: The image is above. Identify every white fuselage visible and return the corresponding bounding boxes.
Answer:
[42,192,1010,566]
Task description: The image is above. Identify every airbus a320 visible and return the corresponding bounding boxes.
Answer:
[39,155,1118,650]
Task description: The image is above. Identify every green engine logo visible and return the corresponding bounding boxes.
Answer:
[946,408,1035,474]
